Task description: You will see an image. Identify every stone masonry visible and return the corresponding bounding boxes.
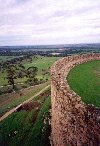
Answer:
[51,53,100,146]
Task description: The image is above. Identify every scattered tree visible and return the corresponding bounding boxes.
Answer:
[26,66,38,85]
[6,65,17,90]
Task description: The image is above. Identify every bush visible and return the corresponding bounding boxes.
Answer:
[0,86,13,95]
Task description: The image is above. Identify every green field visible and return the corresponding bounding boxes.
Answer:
[0,88,51,146]
[0,55,60,115]
[24,56,60,80]
[67,60,100,107]
[0,56,60,86]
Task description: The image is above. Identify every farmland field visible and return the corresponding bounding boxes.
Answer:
[67,60,100,107]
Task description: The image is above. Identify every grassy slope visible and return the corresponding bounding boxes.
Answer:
[0,56,58,146]
[0,95,51,146]
[0,81,50,115]
[23,56,60,80]
[67,60,100,107]
[0,56,59,115]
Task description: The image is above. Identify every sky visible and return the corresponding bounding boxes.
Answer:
[0,0,100,46]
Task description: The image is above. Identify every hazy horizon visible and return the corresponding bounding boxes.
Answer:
[0,0,100,46]
[0,42,100,48]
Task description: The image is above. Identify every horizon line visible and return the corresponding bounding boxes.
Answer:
[0,42,100,47]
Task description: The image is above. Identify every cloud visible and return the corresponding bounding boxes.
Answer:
[0,0,100,45]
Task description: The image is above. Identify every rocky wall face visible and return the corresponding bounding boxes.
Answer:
[51,53,100,146]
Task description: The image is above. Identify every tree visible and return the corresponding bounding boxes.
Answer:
[26,66,38,85]
[6,65,17,90]
[17,64,26,78]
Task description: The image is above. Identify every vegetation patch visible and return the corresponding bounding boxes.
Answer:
[67,60,100,107]
[0,88,51,146]
[0,56,60,87]
[0,81,50,116]
[0,56,17,63]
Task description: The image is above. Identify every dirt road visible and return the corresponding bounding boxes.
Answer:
[0,84,50,122]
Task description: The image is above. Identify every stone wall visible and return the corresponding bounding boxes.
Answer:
[51,53,100,146]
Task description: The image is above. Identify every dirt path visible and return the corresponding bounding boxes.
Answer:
[0,84,50,122]
[0,81,50,108]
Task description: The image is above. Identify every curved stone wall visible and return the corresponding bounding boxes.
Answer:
[51,53,100,146]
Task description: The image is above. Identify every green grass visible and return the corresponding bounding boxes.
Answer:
[0,95,51,146]
[0,71,7,85]
[67,60,100,107]
[26,96,51,146]
[0,56,60,86]
[24,56,59,69]
[24,56,61,80]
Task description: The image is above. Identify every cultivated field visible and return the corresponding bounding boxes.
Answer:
[67,60,100,107]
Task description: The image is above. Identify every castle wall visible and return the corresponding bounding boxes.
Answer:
[51,53,100,146]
